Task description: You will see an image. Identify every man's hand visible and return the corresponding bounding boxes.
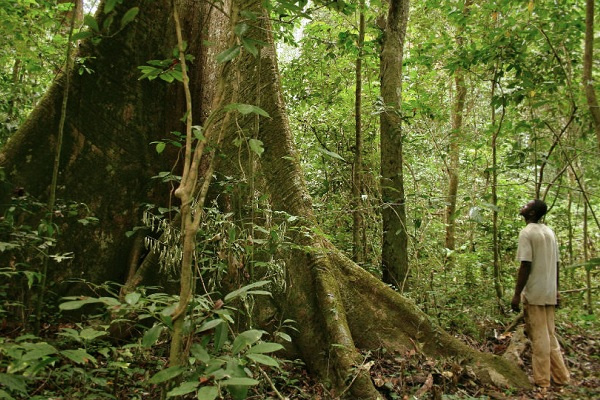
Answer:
[556,293,561,309]
[511,294,521,312]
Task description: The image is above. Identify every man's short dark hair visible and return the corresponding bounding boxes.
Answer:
[531,199,548,221]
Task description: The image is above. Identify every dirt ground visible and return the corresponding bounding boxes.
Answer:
[264,319,600,400]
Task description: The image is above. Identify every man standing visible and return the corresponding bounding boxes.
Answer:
[511,199,570,389]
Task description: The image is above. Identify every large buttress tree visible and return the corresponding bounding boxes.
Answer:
[1,0,530,397]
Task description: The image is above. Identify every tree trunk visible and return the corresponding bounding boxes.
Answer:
[2,0,531,397]
[352,3,366,264]
[380,0,410,290]
[213,0,529,396]
[583,0,600,150]
[445,0,470,271]
[0,0,228,290]
[490,67,504,301]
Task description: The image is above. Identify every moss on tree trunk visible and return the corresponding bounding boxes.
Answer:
[0,0,227,290]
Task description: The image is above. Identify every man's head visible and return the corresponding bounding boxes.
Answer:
[519,199,548,222]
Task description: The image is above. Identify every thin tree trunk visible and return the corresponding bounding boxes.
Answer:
[352,3,366,264]
[583,0,600,150]
[583,203,593,314]
[444,1,469,268]
[35,0,81,333]
[380,0,410,290]
[491,68,504,301]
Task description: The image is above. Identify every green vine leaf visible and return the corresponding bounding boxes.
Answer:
[104,0,120,14]
[84,15,99,32]
[216,45,241,63]
[148,366,186,384]
[120,7,139,29]
[249,138,264,157]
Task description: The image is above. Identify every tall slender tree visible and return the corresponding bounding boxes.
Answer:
[352,1,366,264]
[444,0,470,269]
[583,0,600,150]
[380,0,410,289]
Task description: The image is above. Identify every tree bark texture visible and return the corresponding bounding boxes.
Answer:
[380,0,410,290]
[0,0,228,290]
[583,0,600,150]
[2,0,531,396]
[352,5,366,264]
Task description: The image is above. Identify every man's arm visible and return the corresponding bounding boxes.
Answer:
[511,261,532,312]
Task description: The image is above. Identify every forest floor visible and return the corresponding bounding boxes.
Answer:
[3,312,598,399]
[263,318,600,400]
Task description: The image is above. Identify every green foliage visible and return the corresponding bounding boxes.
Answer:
[0,273,291,399]
[0,174,98,325]
[138,48,194,83]
[73,1,140,45]
[0,0,70,143]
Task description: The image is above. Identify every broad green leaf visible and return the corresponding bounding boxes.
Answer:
[21,342,57,361]
[247,342,283,354]
[59,297,102,310]
[72,31,93,41]
[125,292,141,306]
[197,318,223,333]
[0,373,27,394]
[197,386,218,400]
[190,343,210,363]
[220,377,259,386]
[246,290,271,296]
[61,349,97,365]
[120,7,139,29]
[216,46,240,63]
[142,325,163,348]
[317,147,345,162]
[79,328,107,341]
[233,23,249,37]
[156,142,167,154]
[84,15,99,32]
[166,381,199,397]
[224,280,270,302]
[159,73,175,83]
[213,322,228,352]
[99,297,121,307]
[232,330,263,354]
[242,38,258,56]
[249,139,264,157]
[223,103,270,117]
[246,353,279,367]
[204,359,226,375]
[104,0,119,13]
[193,126,205,141]
[171,70,183,82]
[275,332,292,342]
[102,15,114,31]
[27,356,59,376]
[148,366,185,384]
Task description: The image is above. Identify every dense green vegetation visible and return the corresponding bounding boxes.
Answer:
[0,0,598,399]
